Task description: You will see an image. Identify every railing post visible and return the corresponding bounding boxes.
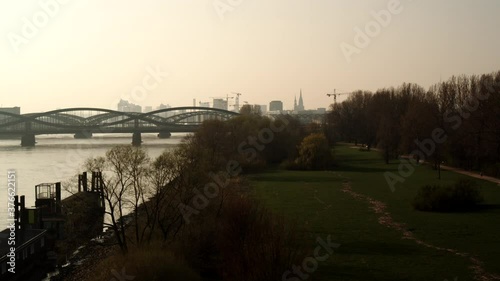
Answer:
[55,182,61,214]
[83,172,88,192]
[91,171,96,192]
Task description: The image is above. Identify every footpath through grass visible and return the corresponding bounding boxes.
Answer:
[249,143,500,281]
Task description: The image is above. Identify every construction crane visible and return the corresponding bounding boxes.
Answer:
[231,92,242,112]
[326,89,351,104]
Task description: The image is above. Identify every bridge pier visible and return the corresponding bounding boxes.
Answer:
[74,131,93,139]
[132,132,142,146]
[21,134,36,147]
[157,131,171,139]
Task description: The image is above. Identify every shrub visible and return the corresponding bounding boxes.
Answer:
[215,194,307,281]
[412,179,483,212]
[89,244,202,281]
[293,133,334,170]
[172,180,307,281]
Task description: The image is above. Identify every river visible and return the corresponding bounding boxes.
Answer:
[0,133,187,229]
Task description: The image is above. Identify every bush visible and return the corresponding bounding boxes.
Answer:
[89,245,202,281]
[216,194,307,281]
[293,133,334,170]
[172,180,307,281]
[412,179,483,212]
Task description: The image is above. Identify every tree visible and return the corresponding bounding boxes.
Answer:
[294,133,333,170]
[84,145,150,253]
[145,150,187,242]
[399,94,439,164]
[83,155,129,253]
[239,104,262,115]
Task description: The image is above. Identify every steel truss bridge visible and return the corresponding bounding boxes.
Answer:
[0,107,239,146]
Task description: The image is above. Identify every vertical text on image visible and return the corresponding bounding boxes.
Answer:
[6,170,17,274]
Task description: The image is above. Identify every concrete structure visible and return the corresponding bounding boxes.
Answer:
[213,98,228,110]
[117,99,142,112]
[0,107,20,115]
[157,103,171,110]
[316,108,326,114]
[199,101,210,108]
[269,101,283,112]
[0,174,106,280]
[258,105,268,115]
[156,103,172,117]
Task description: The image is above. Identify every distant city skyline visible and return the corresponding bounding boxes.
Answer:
[1,1,500,113]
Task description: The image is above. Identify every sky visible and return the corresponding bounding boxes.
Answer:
[1,0,500,113]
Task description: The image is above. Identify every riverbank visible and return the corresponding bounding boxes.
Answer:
[49,231,117,281]
[57,142,500,281]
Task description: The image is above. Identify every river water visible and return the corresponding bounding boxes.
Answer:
[0,133,187,229]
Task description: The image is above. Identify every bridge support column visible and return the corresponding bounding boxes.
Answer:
[157,131,171,139]
[21,134,36,147]
[74,131,93,139]
[132,132,142,146]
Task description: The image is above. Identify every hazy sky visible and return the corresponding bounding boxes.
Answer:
[1,0,500,113]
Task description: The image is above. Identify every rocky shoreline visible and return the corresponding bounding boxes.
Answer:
[49,231,118,281]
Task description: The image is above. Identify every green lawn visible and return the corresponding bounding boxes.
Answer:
[249,144,500,281]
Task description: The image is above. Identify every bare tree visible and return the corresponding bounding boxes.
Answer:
[142,150,186,243]
[83,155,129,254]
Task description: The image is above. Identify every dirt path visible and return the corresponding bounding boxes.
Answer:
[347,145,500,185]
[340,180,500,281]
[439,165,500,185]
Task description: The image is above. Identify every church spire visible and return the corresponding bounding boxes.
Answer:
[298,89,304,111]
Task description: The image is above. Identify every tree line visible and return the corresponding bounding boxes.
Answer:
[326,70,500,177]
[81,112,318,280]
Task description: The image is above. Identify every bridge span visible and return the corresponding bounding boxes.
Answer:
[0,107,239,146]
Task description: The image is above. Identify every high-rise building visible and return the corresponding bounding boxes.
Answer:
[212,99,228,110]
[0,107,21,115]
[144,106,153,113]
[157,103,171,110]
[156,103,172,117]
[199,102,210,108]
[117,99,142,112]
[269,101,283,112]
[258,105,268,115]
[0,107,21,121]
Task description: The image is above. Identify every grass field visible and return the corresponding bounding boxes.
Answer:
[249,143,500,281]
